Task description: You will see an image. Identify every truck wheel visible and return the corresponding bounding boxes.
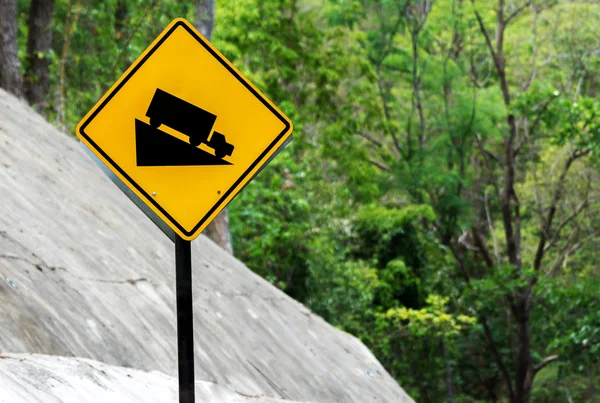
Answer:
[189,134,202,147]
[150,118,160,128]
[214,148,226,159]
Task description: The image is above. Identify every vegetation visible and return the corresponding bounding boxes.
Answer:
[1,0,598,401]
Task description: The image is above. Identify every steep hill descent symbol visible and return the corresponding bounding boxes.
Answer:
[135,88,235,166]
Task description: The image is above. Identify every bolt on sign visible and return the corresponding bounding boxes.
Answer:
[76,18,293,240]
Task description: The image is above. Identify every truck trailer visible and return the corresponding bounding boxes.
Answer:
[146,88,234,159]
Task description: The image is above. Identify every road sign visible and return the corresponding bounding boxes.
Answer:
[76,18,293,241]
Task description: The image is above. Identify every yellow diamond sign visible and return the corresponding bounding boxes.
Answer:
[76,18,293,241]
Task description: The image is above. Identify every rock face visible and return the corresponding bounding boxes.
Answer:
[0,89,412,403]
[0,353,301,403]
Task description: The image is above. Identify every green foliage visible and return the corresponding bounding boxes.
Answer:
[542,277,600,371]
[218,0,599,400]
[554,97,600,150]
[229,152,313,298]
[382,294,476,338]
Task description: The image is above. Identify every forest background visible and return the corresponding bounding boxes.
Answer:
[0,0,598,402]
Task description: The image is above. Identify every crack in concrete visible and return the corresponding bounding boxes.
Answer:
[0,249,153,288]
[57,267,153,287]
[247,360,291,400]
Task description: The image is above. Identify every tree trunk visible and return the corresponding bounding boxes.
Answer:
[194,0,233,254]
[474,1,536,400]
[114,0,127,39]
[0,0,23,97]
[440,339,455,403]
[514,299,533,403]
[194,0,214,39]
[56,0,81,131]
[204,208,233,254]
[24,0,55,110]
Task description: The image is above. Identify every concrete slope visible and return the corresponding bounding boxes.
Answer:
[0,353,305,403]
[0,89,412,403]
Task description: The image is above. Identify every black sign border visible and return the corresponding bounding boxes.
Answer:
[79,20,291,238]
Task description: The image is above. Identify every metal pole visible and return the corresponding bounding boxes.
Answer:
[175,236,195,403]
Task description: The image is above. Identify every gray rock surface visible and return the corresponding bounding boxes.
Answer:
[0,89,412,403]
[0,353,304,403]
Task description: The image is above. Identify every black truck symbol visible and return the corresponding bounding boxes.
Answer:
[146,88,234,159]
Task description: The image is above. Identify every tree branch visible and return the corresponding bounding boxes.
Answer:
[476,134,503,167]
[533,148,590,270]
[109,0,159,82]
[504,2,528,26]
[369,158,392,172]
[483,148,504,167]
[550,230,599,275]
[533,355,559,374]
[358,131,383,148]
[529,98,553,136]
[376,67,404,157]
[523,116,545,229]
[484,189,501,264]
[450,243,472,283]
[449,238,514,401]
[371,7,406,158]
[471,3,502,76]
[472,226,494,268]
[482,317,515,401]
[543,179,590,253]
[514,97,554,157]
[458,231,481,253]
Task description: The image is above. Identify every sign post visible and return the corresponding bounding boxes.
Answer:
[175,236,195,402]
[75,18,293,403]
